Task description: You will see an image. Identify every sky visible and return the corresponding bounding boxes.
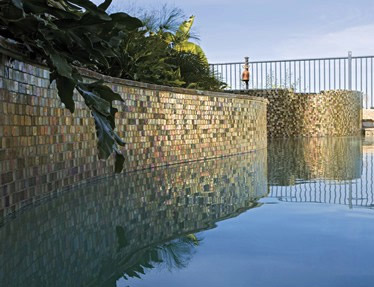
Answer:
[93,0,374,63]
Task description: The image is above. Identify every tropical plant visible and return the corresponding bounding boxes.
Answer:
[167,16,208,64]
[172,51,224,90]
[134,5,225,90]
[0,0,143,172]
[109,27,185,87]
[0,1,225,173]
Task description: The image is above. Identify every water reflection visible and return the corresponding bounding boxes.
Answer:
[267,137,374,208]
[268,137,363,186]
[2,137,374,287]
[90,233,200,287]
[0,149,267,287]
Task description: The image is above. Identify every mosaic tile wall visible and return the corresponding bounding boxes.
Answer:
[0,150,267,287]
[245,89,362,138]
[0,56,268,218]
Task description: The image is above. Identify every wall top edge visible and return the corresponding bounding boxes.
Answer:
[226,89,363,96]
[78,68,268,104]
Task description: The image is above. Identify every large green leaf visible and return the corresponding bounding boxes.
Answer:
[53,74,76,113]
[67,0,111,20]
[97,0,112,11]
[77,82,125,171]
[0,0,135,172]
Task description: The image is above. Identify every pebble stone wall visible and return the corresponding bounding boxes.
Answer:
[0,56,268,218]
[0,150,267,287]
[244,89,362,138]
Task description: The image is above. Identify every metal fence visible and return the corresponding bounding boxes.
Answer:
[210,52,374,109]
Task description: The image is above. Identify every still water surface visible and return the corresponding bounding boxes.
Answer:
[1,137,374,287]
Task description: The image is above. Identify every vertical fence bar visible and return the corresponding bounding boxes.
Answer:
[361,58,363,92]
[328,59,331,90]
[366,58,368,105]
[355,57,358,90]
[339,59,342,90]
[221,65,223,84]
[299,61,301,92]
[275,62,278,89]
[309,60,311,93]
[266,63,268,88]
[343,58,348,90]
[304,60,306,92]
[289,61,292,89]
[333,59,336,90]
[234,64,237,89]
[318,60,321,91]
[314,60,316,93]
[251,62,254,89]
[226,64,233,89]
[324,59,326,90]
[280,62,282,88]
[283,61,287,88]
[348,51,352,90]
[366,58,374,108]
[294,61,296,90]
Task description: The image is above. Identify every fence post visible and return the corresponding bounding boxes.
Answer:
[348,51,352,90]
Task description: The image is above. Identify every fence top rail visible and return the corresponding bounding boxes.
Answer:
[210,55,374,66]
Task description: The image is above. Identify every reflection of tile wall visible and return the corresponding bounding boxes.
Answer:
[246,89,362,138]
[0,150,267,287]
[0,58,268,218]
[268,137,363,186]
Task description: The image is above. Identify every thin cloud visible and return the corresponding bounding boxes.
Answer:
[277,24,374,59]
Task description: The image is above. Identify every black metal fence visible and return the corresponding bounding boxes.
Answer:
[210,52,374,109]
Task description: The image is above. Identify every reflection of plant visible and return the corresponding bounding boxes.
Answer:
[156,234,200,271]
[87,231,200,287]
[121,234,200,280]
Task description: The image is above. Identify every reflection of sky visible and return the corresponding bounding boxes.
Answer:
[123,202,374,287]
[123,140,374,287]
[93,0,374,62]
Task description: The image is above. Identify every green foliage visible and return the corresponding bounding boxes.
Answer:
[0,0,143,172]
[111,28,185,87]
[124,6,225,90]
[172,51,226,90]
[0,1,225,172]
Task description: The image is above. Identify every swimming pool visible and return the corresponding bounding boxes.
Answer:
[1,136,373,287]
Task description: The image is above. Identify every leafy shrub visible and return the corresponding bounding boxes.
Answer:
[0,0,143,172]
[0,0,224,172]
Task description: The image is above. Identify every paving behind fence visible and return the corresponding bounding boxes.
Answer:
[242,89,362,138]
[0,55,268,218]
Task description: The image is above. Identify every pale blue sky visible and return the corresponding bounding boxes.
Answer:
[94,0,374,63]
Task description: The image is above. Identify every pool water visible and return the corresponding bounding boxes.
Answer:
[1,137,374,287]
